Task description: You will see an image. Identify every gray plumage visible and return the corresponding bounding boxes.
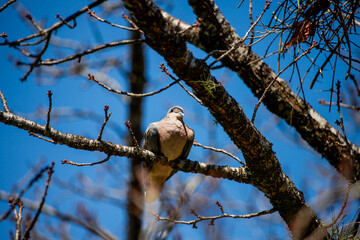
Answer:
[143,106,195,203]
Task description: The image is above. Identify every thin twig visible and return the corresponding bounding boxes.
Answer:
[28,131,55,144]
[318,99,360,112]
[121,13,141,31]
[159,63,203,105]
[25,14,43,32]
[124,121,140,149]
[0,165,51,222]
[325,180,354,228]
[0,0,106,46]
[0,191,116,240]
[9,198,23,240]
[62,155,111,167]
[251,41,317,123]
[88,73,178,98]
[193,141,245,166]
[0,0,16,13]
[334,80,349,145]
[23,162,55,240]
[208,0,272,68]
[97,105,112,141]
[153,201,275,229]
[20,33,51,82]
[88,10,141,33]
[56,14,76,29]
[237,0,245,8]
[0,90,10,113]
[45,90,52,131]
[24,39,144,66]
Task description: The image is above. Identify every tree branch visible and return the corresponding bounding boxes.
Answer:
[0,110,248,183]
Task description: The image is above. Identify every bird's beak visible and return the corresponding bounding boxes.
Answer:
[177,112,184,119]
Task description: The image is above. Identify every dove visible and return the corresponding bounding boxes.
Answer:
[143,106,194,203]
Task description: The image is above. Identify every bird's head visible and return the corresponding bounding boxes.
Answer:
[167,106,184,120]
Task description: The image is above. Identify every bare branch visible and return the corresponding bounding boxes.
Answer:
[251,41,317,123]
[0,0,16,13]
[88,73,178,98]
[97,105,112,141]
[25,39,144,66]
[124,121,140,149]
[62,155,111,167]
[88,10,141,32]
[0,90,10,113]
[0,164,51,222]
[28,131,55,144]
[0,0,106,46]
[318,99,360,111]
[56,13,76,29]
[325,180,354,228]
[208,0,271,68]
[20,33,51,81]
[0,110,248,183]
[23,162,55,240]
[159,63,203,105]
[153,202,276,229]
[193,140,245,166]
[45,90,53,131]
[0,190,117,240]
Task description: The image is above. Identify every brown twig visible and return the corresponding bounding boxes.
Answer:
[9,198,23,240]
[0,164,52,222]
[121,13,141,31]
[325,180,354,228]
[88,10,141,32]
[28,131,55,144]
[193,140,245,166]
[0,90,10,113]
[23,162,55,240]
[334,81,349,145]
[153,202,275,229]
[56,13,76,29]
[19,39,144,66]
[318,99,360,112]
[251,41,317,123]
[97,105,112,141]
[124,121,140,149]
[0,0,106,46]
[61,155,111,167]
[20,33,51,82]
[25,13,43,32]
[0,0,16,13]
[88,73,178,98]
[45,90,53,131]
[0,191,116,240]
[159,63,203,105]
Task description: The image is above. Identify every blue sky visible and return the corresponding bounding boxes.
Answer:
[0,0,359,239]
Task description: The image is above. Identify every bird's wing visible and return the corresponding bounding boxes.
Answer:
[179,125,195,160]
[142,122,160,154]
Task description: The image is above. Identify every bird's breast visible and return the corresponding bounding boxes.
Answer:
[158,120,188,161]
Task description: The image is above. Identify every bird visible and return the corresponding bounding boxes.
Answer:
[143,106,194,203]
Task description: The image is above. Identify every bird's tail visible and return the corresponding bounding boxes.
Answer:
[144,163,173,203]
